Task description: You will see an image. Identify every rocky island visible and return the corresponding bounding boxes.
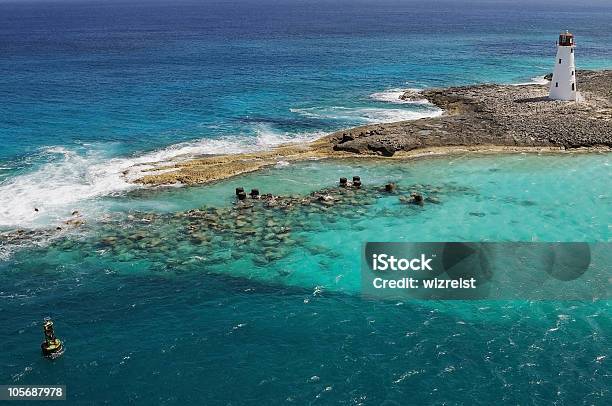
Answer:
[133,70,612,186]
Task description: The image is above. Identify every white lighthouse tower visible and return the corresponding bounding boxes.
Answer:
[549,31,577,101]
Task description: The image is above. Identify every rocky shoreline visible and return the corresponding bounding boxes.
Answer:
[134,70,612,186]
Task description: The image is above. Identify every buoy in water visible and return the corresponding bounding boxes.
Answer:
[41,318,64,359]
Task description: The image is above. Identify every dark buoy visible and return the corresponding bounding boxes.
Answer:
[237,191,247,201]
[339,177,348,187]
[250,189,260,198]
[41,318,64,359]
[385,183,396,192]
[235,187,244,196]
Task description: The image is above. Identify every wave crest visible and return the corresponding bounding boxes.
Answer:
[291,105,442,124]
[0,126,324,230]
[369,88,429,104]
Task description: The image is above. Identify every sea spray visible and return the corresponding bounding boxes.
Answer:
[0,127,325,230]
[369,88,430,104]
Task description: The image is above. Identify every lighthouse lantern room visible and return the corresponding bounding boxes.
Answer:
[549,31,577,101]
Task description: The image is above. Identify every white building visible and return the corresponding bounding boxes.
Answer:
[549,31,577,101]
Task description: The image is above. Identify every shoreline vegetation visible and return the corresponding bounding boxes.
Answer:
[132,70,612,186]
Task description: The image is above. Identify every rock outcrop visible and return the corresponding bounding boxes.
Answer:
[330,70,612,156]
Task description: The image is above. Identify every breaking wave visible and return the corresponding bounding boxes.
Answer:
[0,126,324,230]
[369,88,429,104]
[290,105,442,124]
[511,76,550,86]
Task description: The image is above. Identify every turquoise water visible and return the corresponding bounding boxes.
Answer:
[1,154,611,404]
[1,0,612,404]
[5,153,611,287]
[2,0,612,229]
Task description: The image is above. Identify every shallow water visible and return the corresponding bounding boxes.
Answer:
[1,154,610,404]
[4,153,611,288]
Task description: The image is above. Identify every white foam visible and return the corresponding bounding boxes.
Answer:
[291,105,442,124]
[0,148,138,230]
[0,126,324,230]
[512,76,550,86]
[369,88,429,104]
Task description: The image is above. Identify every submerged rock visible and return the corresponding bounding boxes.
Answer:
[399,193,424,206]
[20,178,453,273]
[425,196,441,204]
[65,218,85,227]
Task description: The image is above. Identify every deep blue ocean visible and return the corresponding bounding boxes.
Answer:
[1,1,611,404]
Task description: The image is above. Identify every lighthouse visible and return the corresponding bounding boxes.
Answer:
[549,31,577,101]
